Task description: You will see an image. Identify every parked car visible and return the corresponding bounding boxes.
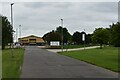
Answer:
[15,42,21,48]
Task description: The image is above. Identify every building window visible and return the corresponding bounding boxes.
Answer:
[29,39,36,43]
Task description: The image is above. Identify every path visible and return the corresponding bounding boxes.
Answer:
[45,46,100,53]
[21,46,118,78]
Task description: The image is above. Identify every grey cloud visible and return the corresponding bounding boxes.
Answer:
[23,2,73,9]
[2,2,118,37]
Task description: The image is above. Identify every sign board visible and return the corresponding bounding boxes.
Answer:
[50,41,60,46]
[82,34,85,41]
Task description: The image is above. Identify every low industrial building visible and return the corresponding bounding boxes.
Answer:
[18,35,45,46]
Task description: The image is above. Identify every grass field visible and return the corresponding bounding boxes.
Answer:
[0,50,2,79]
[59,46,119,72]
[63,44,91,49]
[46,44,94,49]
[2,48,24,78]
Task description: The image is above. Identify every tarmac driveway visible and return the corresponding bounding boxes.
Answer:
[21,46,118,78]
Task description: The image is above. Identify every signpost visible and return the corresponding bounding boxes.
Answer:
[50,41,60,46]
[82,33,85,50]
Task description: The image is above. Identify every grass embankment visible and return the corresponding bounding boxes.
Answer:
[2,48,24,78]
[59,46,119,72]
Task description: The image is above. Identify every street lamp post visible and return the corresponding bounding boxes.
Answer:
[19,25,21,44]
[16,28,18,42]
[61,19,63,52]
[11,3,14,58]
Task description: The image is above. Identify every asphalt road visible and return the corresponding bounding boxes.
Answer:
[21,46,118,78]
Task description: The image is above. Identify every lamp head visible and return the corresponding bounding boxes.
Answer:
[61,19,63,21]
[11,3,14,5]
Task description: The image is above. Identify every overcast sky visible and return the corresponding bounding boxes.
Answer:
[1,2,118,40]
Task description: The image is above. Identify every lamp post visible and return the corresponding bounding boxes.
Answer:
[11,3,14,58]
[16,28,18,42]
[61,19,63,52]
[19,25,21,44]
[19,25,21,38]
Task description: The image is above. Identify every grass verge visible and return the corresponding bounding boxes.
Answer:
[59,46,119,72]
[2,48,24,78]
[45,44,94,49]
[63,45,91,49]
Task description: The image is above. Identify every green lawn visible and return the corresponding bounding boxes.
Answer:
[2,48,24,78]
[47,44,94,49]
[0,50,2,79]
[63,45,91,49]
[59,46,119,72]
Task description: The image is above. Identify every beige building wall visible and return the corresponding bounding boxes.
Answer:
[18,35,45,45]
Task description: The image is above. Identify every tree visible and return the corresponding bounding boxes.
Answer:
[92,28,110,49]
[109,22,120,47]
[56,26,71,44]
[72,31,88,45]
[72,31,82,45]
[43,30,61,45]
[86,34,93,44]
[1,16,13,49]
[43,26,71,45]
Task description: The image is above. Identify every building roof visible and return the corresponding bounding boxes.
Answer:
[19,35,43,39]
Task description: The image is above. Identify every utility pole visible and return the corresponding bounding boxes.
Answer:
[11,3,14,58]
[61,19,63,52]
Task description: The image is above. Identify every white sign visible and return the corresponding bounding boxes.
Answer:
[82,34,85,41]
[50,41,60,46]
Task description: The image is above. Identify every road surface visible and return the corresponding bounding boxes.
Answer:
[21,46,118,78]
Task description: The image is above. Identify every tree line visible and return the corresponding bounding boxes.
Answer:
[1,15,120,49]
[43,26,92,46]
[92,22,120,48]
[43,22,120,48]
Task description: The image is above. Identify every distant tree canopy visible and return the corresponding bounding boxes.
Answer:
[86,34,93,44]
[72,31,82,45]
[43,22,120,47]
[109,22,120,47]
[92,28,110,48]
[43,26,92,45]
[43,30,61,44]
[1,16,13,49]
[43,26,71,45]
[72,31,91,45]
[56,26,72,44]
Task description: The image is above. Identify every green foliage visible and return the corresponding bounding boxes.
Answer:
[43,26,71,44]
[72,31,92,45]
[110,22,120,47]
[86,34,93,44]
[56,26,72,44]
[92,28,110,48]
[1,16,13,49]
[43,30,61,44]
[72,31,82,45]
[60,47,119,72]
